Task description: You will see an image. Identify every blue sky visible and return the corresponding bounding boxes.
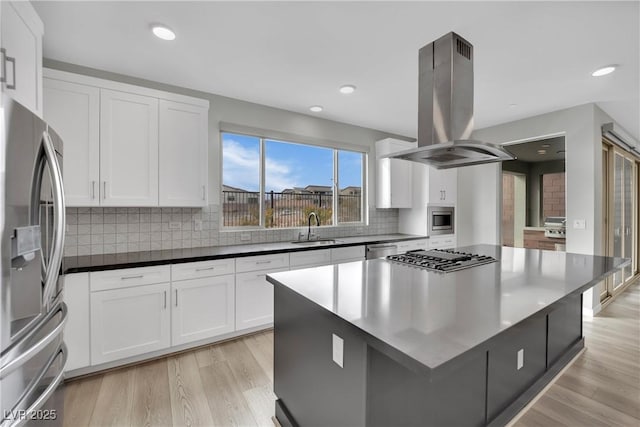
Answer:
[222,133,363,192]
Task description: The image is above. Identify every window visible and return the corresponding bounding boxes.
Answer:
[222,132,366,228]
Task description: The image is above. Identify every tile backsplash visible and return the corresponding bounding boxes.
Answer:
[63,205,399,256]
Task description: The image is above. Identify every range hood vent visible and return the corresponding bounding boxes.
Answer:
[386,32,515,169]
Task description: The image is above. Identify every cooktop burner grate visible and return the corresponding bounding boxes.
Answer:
[387,249,497,272]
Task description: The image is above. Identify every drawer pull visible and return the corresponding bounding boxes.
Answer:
[256,260,272,265]
[195,267,215,271]
[120,274,144,280]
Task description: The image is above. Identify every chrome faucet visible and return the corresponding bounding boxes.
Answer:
[307,212,320,240]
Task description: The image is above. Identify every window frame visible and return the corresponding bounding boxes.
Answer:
[220,130,367,230]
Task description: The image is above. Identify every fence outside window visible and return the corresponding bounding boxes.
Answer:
[223,190,361,228]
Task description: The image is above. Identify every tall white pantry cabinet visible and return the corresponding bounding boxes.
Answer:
[43,69,209,207]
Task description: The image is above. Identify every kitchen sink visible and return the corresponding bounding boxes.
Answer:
[290,239,342,246]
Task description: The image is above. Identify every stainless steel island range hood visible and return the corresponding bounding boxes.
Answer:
[387,32,515,169]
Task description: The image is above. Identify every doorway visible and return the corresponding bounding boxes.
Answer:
[501,136,566,249]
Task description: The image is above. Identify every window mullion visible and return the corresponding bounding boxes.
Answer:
[260,138,266,228]
[333,149,339,226]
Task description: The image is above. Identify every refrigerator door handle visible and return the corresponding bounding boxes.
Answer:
[29,130,66,309]
[0,302,67,380]
[1,344,67,427]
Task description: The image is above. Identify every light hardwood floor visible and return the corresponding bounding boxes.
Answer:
[64,281,640,426]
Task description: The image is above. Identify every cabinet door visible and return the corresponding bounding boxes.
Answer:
[63,273,90,372]
[171,275,234,346]
[429,168,457,204]
[43,78,100,206]
[1,1,43,116]
[236,268,284,330]
[90,282,170,365]
[100,89,159,206]
[377,158,413,208]
[428,236,456,249]
[159,100,208,206]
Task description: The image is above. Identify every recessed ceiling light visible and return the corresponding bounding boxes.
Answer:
[537,149,547,155]
[591,65,616,77]
[339,85,356,94]
[309,105,323,113]
[152,25,176,41]
[508,103,517,108]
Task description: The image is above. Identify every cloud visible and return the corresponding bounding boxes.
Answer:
[223,137,299,191]
[222,138,260,191]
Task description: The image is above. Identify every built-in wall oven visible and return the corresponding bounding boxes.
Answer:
[427,205,454,236]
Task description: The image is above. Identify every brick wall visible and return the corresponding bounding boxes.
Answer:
[502,174,515,247]
[542,172,566,218]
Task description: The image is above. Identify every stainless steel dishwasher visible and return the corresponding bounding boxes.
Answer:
[366,243,399,259]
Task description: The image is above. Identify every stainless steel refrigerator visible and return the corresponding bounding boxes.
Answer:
[1,98,67,426]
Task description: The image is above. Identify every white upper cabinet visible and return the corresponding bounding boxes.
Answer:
[1,1,43,116]
[428,168,457,205]
[43,78,100,206]
[100,89,159,206]
[41,69,209,207]
[376,138,416,208]
[159,100,208,206]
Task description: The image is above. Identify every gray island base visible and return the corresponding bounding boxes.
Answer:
[266,245,627,427]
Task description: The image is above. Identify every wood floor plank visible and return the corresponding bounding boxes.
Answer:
[130,359,173,427]
[167,352,215,427]
[243,385,277,427]
[88,368,135,426]
[63,374,103,427]
[218,339,270,391]
[199,361,258,426]
[245,332,274,382]
[194,343,226,368]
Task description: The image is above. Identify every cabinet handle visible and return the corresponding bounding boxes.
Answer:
[256,260,272,265]
[120,274,143,280]
[163,291,167,309]
[1,49,16,90]
[91,181,96,199]
[195,267,215,271]
[202,185,205,200]
[175,289,178,307]
[103,182,107,200]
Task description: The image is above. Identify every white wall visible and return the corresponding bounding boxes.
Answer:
[464,102,626,315]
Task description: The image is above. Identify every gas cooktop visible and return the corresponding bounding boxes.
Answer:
[387,249,497,272]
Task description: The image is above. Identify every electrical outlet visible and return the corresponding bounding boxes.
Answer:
[240,232,251,241]
[169,222,181,230]
[193,219,202,231]
[332,334,344,368]
[517,349,524,370]
[573,219,586,230]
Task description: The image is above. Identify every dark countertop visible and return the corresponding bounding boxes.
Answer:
[61,233,427,274]
[266,244,627,371]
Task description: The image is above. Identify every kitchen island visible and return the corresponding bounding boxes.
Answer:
[266,245,627,426]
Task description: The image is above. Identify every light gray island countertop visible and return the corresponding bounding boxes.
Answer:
[267,245,628,426]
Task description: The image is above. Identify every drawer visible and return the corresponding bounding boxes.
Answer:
[331,245,365,262]
[90,265,171,292]
[172,259,235,281]
[235,252,289,273]
[290,249,332,268]
[429,236,456,249]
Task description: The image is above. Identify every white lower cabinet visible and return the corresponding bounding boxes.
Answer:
[331,245,366,263]
[236,267,286,331]
[171,275,235,346]
[63,273,90,371]
[397,239,429,253]
[90,282,171,365]
[290,249,332,269]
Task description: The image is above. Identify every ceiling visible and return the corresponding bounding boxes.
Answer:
[33,1,639,141]
[505,136,565,163]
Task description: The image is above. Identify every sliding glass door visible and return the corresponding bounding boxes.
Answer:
[602,142,638,301]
